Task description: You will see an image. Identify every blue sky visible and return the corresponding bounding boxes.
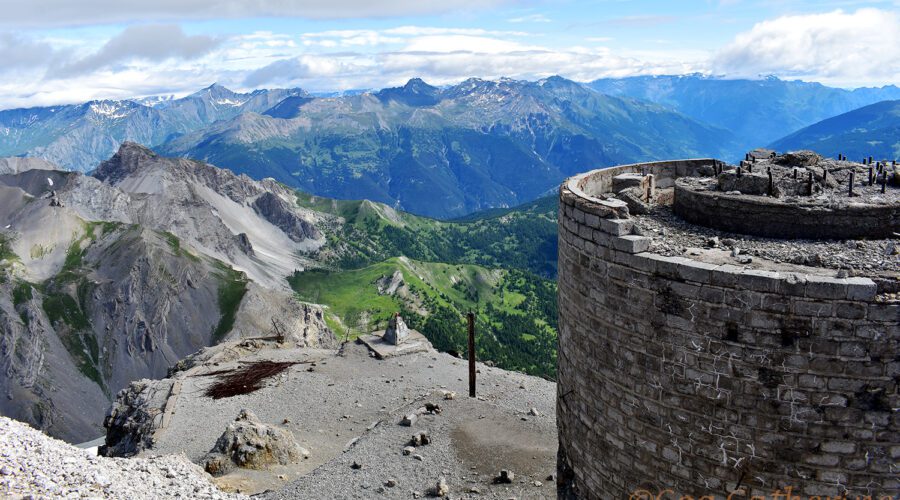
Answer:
[0,0,898,108]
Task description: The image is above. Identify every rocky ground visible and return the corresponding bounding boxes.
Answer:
[0,416,247,500]
[103,338,557,499]
[635,205,899,274]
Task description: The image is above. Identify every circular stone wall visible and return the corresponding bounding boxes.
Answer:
[557,160,899,499]
[673,178,900,239]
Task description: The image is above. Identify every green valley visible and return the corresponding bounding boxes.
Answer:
[291,192,560,378]
[289,257,557,379]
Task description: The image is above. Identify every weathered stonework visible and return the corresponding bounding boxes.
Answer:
[557,159,899,499]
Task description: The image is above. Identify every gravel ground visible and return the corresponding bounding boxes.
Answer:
[635,206,899,274]
[0,416,246,500]
[145,341,557,498]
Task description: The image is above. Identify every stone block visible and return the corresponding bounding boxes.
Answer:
[709,264,742,287]
[675,260,717,284]
[843,277,876,301]
[738,269,780,293]
[834,302,866,320]
[599,218,633,236]
[778,273,808,296]
[805,276,848,300]
[867,304,899,322]
[792,300,833,317]
[611,235,651,254]
[591,229,611,247]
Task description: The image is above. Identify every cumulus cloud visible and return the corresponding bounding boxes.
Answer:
[53,24,221,78]
[243,39,699,91]
[712,8,900,85]
[0,0,516,28]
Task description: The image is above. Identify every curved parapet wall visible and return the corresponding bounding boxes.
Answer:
[674,179,900,239]
[557,160,899,499]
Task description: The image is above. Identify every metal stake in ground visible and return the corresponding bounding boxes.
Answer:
[849,171,854,196]
[467,312,476,398]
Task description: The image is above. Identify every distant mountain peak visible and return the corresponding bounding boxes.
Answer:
[192,83,238,99]
[403,78,438,94]
[375,78,441,106]
[93,141,159,183]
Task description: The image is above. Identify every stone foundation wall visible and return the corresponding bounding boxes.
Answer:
[557,163,899,499]
[674,181,900,239]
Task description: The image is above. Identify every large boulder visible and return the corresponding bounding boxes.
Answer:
[203,409,307,476]
[100,379,175,458]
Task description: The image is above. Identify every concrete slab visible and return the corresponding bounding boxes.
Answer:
[357,329,432,359]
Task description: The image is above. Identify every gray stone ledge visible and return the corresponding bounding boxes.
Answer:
[600,218,633,236]
[611,235,651,254]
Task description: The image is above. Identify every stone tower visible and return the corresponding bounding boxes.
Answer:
[556,154,899,498]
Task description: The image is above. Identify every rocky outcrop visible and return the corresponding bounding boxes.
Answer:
[87,143,325,289]
[252,192,320,242]
[202,410,307,476]
[99,379,175,457]
[227,283,335,348]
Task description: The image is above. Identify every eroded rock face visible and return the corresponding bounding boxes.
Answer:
[227,283,335,349]
[252,192,320,243]
[100,379,174,458]
[203,409,307,476]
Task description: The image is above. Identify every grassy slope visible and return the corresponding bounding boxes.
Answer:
[292,193,560,379]
[289,257,557,378]
[298,192,559,279]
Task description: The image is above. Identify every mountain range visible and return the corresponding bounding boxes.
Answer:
[588,74,900,153]
[5,75,899,218]
[770,99,900,161]
[2,77,738,218]
[0,84,306,174]
[0,143,558,442]
[0,143,334,441]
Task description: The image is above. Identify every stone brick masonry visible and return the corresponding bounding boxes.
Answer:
[556,160,899,499]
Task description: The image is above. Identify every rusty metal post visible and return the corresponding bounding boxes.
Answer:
[467,312,476,398]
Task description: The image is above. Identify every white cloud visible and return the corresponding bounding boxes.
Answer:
[0,33,61,72]
[713,8,900,85]
[507,14,551,23]
[53,24,221,78]
[0,0,517,28]
[402,35,541,53]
